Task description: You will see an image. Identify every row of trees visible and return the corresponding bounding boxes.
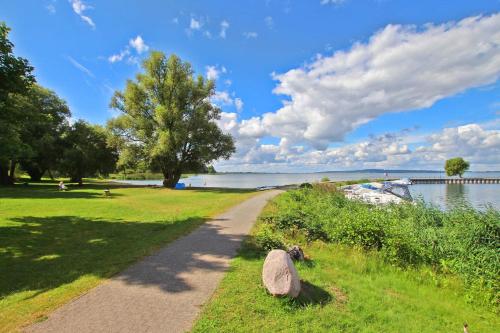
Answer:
[1,23,117,185]
[0,22,234,187]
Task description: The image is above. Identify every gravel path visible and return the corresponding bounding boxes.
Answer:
[26,190,282,333]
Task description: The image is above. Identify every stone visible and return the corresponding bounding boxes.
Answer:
[262,249,301,298]
[287,245,304,261]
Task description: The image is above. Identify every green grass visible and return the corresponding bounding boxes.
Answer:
[194,241,499,332]
[0,181,255,332]
[193,190,500,333]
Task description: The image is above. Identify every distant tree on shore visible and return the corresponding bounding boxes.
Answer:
[109,51,235,188]
[445,157,470,178]
[207,165,217,174]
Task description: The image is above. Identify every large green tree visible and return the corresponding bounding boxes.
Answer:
[109,52,235,187]
[0,22,35,185]
[17,84,71,181]
[445,157,470,178]
[60,120,118,185]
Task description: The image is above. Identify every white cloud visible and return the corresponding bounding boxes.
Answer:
[172,17,179,24]
[205,65,227,81]
[237,13,500,151]
[243,32,258,39]
[320,0,346,5]
[108,36,149,64]
[108,49,130,63]
[415,124,500,167]
[67,56,94,77]
[211,90,244,114]
[235,98,244,112]
[206,65,220,80]
[46,2,56,14]
[129,35,149,54]
[215,121,500,171]
[69,0,95,28]
[190,18,202,30]
[209,14,500,171]
[187,16,212,37]
[220,20,230,38]
[212,91,233,105]
[265,16,274,29]
[239,117,266,138]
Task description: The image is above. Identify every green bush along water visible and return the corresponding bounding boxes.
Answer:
[256,185,499,308]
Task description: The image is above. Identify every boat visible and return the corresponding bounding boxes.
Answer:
[341,179,413,205]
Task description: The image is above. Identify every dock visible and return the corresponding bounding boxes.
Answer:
[410,178,500,184]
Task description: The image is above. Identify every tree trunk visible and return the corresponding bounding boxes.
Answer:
[162,170,181,188]
[0,162,13,185]
[70,175,83,186]
[27,166,45,182]
[8,161,17,183]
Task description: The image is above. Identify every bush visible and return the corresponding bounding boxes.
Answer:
[263,187,500,307]
[254,224,285,252]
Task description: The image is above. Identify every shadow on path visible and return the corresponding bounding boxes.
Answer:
[116,220,252,293]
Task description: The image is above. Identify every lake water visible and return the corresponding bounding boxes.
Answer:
[409,184,499,210]
[115,171,500,210]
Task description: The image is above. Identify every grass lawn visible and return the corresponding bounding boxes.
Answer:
[193,198,500,333]
[0,181,255,332]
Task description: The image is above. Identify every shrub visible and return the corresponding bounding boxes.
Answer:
[263,187,500,307]
[254,224,285,252]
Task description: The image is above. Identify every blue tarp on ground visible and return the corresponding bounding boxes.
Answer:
[175,182,186,189]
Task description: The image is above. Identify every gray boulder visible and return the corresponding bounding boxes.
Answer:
[262,249,301,298]
[287,245,304,261]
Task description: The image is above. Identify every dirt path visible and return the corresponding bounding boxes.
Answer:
[26,190,282,333]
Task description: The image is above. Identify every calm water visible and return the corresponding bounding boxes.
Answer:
[116,171,500,210]
[409,184,499,211]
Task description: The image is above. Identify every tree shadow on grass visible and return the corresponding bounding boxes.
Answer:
[0,214,250,300]
[115,219,252,293]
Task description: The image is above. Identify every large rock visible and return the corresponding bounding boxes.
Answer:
[262,249,301,298]
[287,245,304,261]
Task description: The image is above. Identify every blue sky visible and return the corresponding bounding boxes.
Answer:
[1,0,499,171]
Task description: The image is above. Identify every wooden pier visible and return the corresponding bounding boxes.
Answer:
[410,178,500,184]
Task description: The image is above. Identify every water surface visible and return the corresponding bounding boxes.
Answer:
[115,171,500,210]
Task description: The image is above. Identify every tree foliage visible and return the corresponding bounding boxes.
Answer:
[445,157,470,177]
[207,165,217,174]
[0,22,35,185]
[109,51,235,187]
[60,120,118,185]
[16,84,71,181]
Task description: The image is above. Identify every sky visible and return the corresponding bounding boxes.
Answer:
[1,0,499,171]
